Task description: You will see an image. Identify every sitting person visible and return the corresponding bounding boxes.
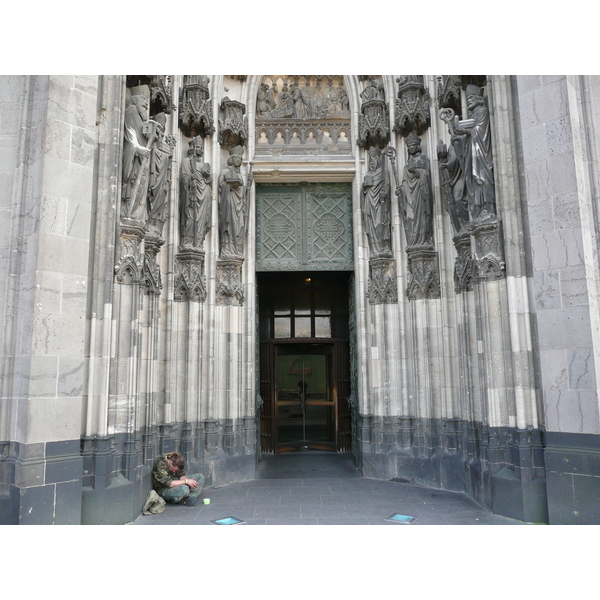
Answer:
[151,451,204,506]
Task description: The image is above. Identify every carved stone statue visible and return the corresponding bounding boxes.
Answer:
[147,113,174,238]
[179,136,212,248]
[257,83,274,118]
[452,84,496,220]
[396,133,433,249]
[361,147,392,258]
[218,146,253,258]
[122,85,153,220]
[360,77,385,102]
[437,139,469,235]
[289,83,310,119]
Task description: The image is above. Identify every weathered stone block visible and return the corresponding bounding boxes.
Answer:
[544,389,600,434]
[71,126,95,168]
[536,306,593,349]
[567,347,596,390]
[546,115,573,157]
[520,123,548,164]
[560,264,588,307]
[533,269,560,309]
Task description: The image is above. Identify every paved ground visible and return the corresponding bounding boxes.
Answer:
[129,451,527,525]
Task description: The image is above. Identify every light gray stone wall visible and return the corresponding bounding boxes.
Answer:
[517,75,600,435]
[1,76,98,445]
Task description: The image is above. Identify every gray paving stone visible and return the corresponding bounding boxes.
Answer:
[253,506,302,519]
[128,453,527,526]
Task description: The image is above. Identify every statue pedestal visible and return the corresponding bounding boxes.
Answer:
[452,231,473,293]
[405,246,440,300]
[174,247,207,302]
[367,256,398,305]
[216,257,245,306]
[469,213,505,282]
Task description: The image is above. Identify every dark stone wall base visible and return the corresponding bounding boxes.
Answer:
[544,432,600,524]
[82,467,151,525]
[0,440,83,525]
[356,415,549,523]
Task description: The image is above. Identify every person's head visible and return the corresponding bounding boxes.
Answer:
[406,132,422,156]
[368,147,381,170]
[166,452,185,473]
[466,84,484,111]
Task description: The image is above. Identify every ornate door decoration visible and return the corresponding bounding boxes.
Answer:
[256,183,353,271]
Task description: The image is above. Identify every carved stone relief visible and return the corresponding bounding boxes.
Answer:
[394,76,430,137]
[255,76,351,155]
[178,75,214,138]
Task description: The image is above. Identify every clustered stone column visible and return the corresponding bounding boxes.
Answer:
[357,78,397,305]
[114,84,177,477]
[216,97,252,306]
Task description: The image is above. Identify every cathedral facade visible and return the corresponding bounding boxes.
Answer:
[1,75,599,524]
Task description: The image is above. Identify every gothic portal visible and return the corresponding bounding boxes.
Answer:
[1,75,600,525]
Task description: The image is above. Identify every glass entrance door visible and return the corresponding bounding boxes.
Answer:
[275,348,334,451]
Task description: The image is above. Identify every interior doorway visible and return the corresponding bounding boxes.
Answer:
[258,272,352,453]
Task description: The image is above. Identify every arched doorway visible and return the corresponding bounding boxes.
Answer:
[258,271,352,453]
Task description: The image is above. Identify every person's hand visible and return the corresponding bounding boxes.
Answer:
[187,478,198,489]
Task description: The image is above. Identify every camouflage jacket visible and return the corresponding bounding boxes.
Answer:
[152,454,186,495]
